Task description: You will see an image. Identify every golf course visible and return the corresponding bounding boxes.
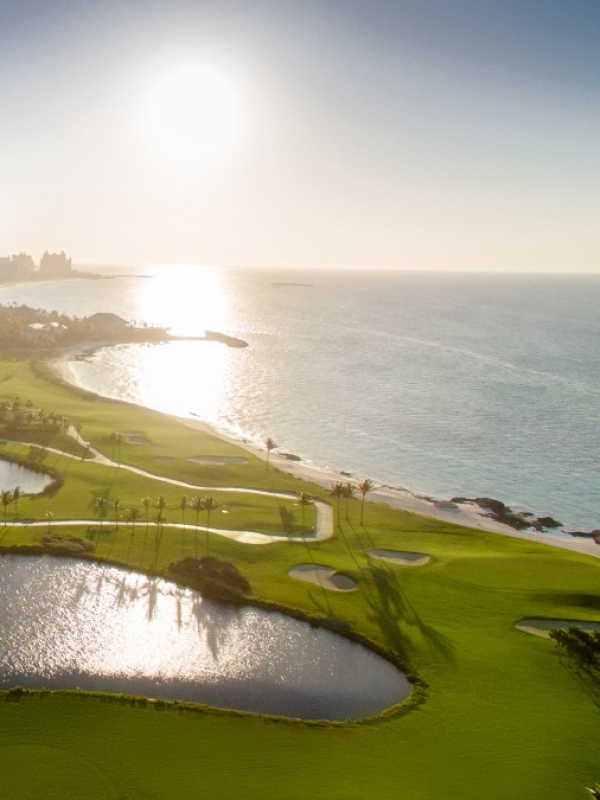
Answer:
[0,353,598,799]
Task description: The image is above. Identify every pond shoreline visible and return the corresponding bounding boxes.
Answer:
[0,548,423,723]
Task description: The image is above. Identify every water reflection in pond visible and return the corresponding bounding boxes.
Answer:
[0,556,411,720]
[0,459,52,494]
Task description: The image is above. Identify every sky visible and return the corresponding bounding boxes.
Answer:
[1,0,600,272]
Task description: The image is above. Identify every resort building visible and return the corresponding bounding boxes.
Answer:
[0,253,35,282]
[39,251,74,279]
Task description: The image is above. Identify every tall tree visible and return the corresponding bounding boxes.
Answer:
[265,437,276,470]
[94,495,108,529]
[297,491,312,530]
[113,498,121,529]
[11,485,21,520]
[141,496,151,532]
[190,496,203,527]
[179,495,188,525]
[202,495,220,555]
[343,482,355,519]
[357,478,375,525]
[44,510,54,534]
[156,495,168,516]
[127,505,140,531]
[329,482,344,526]
[1,490,12,526]
[189,496,204,558]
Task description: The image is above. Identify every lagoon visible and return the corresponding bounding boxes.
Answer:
[0,459,52,495]
[0,555,410,720]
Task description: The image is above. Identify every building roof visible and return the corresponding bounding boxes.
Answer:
[87,312,128,326]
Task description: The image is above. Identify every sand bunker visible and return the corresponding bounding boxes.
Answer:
[368,549,430,566]
[117,431,149,444]
[188,455,249,465]
[515,618,600,638]
[289,564,357,592]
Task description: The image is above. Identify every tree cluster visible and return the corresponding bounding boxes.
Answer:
[549,626,600,674]
[0,396,71,434]
[169,556,251,602]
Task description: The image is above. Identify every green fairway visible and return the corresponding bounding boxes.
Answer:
[0,354,599,799]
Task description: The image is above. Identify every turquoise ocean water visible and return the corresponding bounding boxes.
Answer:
[1,266,598,532]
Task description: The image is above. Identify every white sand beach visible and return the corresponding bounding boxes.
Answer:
[49,343,600,561]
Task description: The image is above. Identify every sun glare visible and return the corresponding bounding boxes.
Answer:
[147,64,241,166]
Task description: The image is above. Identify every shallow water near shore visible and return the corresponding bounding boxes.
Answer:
[1,267,599,531]
[0,555,410,719]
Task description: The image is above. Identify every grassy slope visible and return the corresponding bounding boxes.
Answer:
[0,356,599,800]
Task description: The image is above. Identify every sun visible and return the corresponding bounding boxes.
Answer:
[147,63,241,166]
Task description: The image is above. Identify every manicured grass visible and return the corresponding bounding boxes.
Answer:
[0,354,599,800]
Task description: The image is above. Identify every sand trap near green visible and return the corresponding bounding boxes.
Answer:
[187,455,249,465]
[288,564,357,591]
[515,618,600,638]
[117,430,149,444]
[368,549,430,566]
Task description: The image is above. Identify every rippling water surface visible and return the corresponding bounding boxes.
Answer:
[0,556,410,719]
[1,267,598,529]
[0,460,52,494]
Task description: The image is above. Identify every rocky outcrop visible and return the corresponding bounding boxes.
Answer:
[451,496,562,531]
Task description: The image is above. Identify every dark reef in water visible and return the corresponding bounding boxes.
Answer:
[451,496,562,532]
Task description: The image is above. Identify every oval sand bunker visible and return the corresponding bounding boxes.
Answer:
[188,455,249,465]
[515,618,600,638]
[289,564,357,592]
[368,550,430,566]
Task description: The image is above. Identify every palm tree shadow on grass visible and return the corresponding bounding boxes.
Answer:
[558,659,600,710]
[365,566,456,664]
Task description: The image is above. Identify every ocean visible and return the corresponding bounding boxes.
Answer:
[1,266,598,532]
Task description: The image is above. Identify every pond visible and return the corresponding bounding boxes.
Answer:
[0,459,52,495]
[0,556,411,720]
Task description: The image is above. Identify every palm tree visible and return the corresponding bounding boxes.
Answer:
[189,495,204,558]
[297,491,312,530]
[190,496,204,527]
[1,490,12,526]
[179,495,188,525]
[329,481,344,526]
[156,495,168,517]
[265,437,276,470]
[358,478,375,525]
[126,505,140,531]
[44,510,54,534]
[202,495,220,555]
[343,482,355,519]
[141,496,151,532]
[113,498,121,529]
[12,485,21,520]
[94,495,109,529]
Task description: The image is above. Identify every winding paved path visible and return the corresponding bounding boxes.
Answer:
[1,429,333,546]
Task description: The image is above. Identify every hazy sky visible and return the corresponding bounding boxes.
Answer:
[1,0,599,271]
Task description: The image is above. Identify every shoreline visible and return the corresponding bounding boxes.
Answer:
[48,341,600,560]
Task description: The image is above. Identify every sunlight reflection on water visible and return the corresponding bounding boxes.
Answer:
[0,556,410,719]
